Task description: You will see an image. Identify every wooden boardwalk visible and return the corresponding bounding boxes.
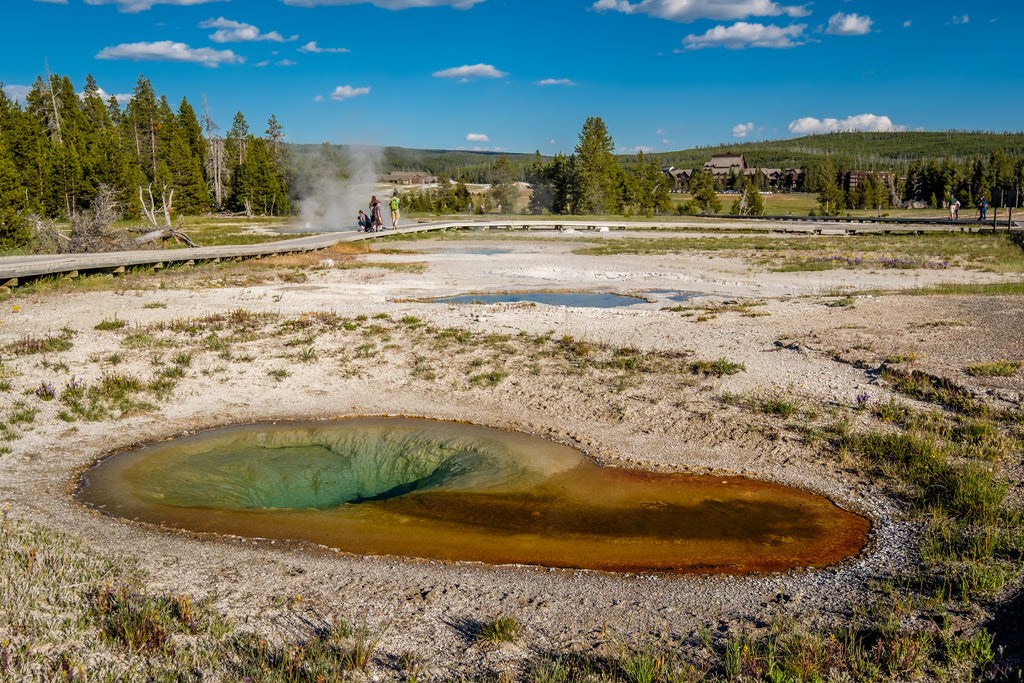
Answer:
[1,216,1019,285]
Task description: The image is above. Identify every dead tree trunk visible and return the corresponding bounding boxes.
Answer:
[136,185,198,248]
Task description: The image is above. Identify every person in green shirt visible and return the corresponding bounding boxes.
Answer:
[389,191,401,229]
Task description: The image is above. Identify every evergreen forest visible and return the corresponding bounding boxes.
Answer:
[0,72,291,248]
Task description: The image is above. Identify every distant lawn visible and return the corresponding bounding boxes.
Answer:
[670,191,965,220]
[575,232,1024,274]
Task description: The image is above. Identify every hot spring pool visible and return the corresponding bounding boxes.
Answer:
[77,417,870,574]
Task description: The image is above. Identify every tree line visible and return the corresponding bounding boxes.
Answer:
[0,72,291,248]
[524,117,672,216]
[799,151,1024,216]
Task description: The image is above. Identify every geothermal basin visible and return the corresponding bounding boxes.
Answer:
[77,417,870,574]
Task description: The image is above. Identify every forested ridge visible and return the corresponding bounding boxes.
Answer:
[647,131,1024,174]
[317,131,1024,184]
[0,72,290,248]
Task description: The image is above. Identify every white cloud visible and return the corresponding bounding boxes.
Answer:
[465,133,490,142]
[538,78,576,86]
[592,0,809,23]
[277,59,297,66]
[432,64,507,80]
[618,145,656,154]
[33,0,69,4]
[681,21,806,49]
[787,113,907,135]
[952,14,969,24]
[298,41,350,53]
[281,0,482,8]
[200,17,296,43]
[3,84,32,101]
[732,122,755,138]
[329,85,371,101]
[87,87,132,104]
[903,20,911,27]
[95,41,244,66]
[824,12,873,35]
[84,0,229,13]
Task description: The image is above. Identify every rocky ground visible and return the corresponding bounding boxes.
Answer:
[1,229,1022,679]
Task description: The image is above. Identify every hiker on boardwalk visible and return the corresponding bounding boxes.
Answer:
[949,196,960,220]
[357,210,371,232]
[369,196,383,231]
[390,191,401,229]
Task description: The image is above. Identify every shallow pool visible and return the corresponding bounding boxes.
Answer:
[432,292,648,308]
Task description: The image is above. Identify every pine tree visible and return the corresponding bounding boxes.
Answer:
[225,111,249,170]
[227,137,288,215]
[0,135,30,247]
[168,98,211,214]
[689,169,721,214]
[122,74,161,182]
[572,116,620,215]
[488,156,517,213]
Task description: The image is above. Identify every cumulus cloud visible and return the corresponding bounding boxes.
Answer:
[95,41,243,66]
[3,84,32,101]
[84,0,229,13]
[281,0,482,8]
[787,113,907,136]
[538,78,576,86]
[432,64,507,80]
[681,22,806,49]
[592,0,809,23]
[200,17,296,43]
[465,133,490,142]
[33,0,69,4]
[951,14,969,24]
[732,122,755,138]
[298,41,350,53]
[85,87,132,104]
[824,12,873,35]
[329,85,371,101]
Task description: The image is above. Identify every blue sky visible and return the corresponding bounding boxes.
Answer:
[3,0,1021,155]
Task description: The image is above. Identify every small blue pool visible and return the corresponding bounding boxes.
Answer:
[432,292,647,308]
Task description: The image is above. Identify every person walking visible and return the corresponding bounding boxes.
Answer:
[389,191,401,229]
[369,196,383,232]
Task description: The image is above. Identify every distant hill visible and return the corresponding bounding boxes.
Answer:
[648,131,1024,173]
[288,131,1024,182]
[287,143,538,183]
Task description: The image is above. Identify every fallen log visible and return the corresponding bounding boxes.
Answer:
[134,227,199,248]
